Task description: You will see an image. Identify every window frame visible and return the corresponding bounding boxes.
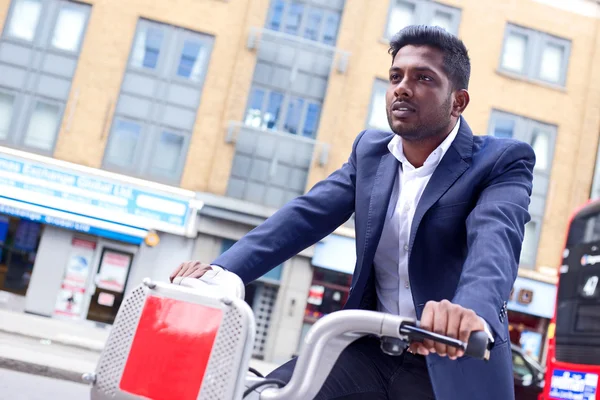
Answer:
[488,109,557,268]
[265,0,342,46]
[384,0,461,39]
[46,0,92,55]
[2,0,45,44]
[499,23,571,87]
[0,89,19,143]
[20,96,65,154]
[103,19,214,184]
[365,78,389,131]
[244,84,323,139]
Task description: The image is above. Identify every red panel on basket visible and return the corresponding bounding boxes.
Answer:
[120,295,223,400]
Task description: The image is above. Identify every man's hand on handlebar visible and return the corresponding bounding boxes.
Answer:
[408,300,485,360]
[169,260,212,282]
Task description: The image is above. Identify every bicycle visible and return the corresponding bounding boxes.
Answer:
[83,273,491,400]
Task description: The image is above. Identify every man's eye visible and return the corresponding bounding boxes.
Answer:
[390,74,400,82]
[419,74,432,81]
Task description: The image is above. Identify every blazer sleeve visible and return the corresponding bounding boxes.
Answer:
[211,131,366,283]
[452,141,535,343]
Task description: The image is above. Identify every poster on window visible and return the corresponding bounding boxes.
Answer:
[54,284,85,318]
[520,330,543,361]
[95,250,132,293]
[63,238,96,289]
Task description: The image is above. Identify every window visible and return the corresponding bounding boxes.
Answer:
[104,120,142,168]
[51,4,87,52]
[488,110,557,267]
[366,79,390,131]
[131,25,164,70]
[265,0,343,46]
[500,24,571,86]
[0,93,16,140]
[244,86,322,139]
[23,101,61,151]
[6,0,42,41]
[0,0,91,154]
[177,40,207,81]
[385,0,461,38]
[103,19,214,183]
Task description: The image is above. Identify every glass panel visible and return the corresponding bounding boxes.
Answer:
[322,12,340,46]
[51,5,86,52]
[0,93,15,141]
[267,0,285,31]
[7,0,42,41]
[303,8,323,41]
[284,2,304,35]
[245,88,265,128]
[531,129,550,171]
[264,91,284,130]
[303,103,321,138]
[430,10,453,33]
[539,42,564,83]
[386,1,415,38]
[24,102,60,151]
[130,26,164,70]
[520,221,538,267]
[283,97,305,135]
[491,116,515,139]
[502,32,528,73]
[177,40,206,81]
[106,120,141,167]
[368,83,389,130]
[263,264,283,281]
[152,131,183,174]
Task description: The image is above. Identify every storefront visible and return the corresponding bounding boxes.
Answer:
[298,234,355,352]
[0,146,201,324]
[506,276,557,363]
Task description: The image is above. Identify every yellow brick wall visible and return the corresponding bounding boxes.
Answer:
[1,0,598,273]
[306,0,600,272]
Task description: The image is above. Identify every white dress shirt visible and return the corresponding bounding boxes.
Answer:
[373,119,461,318]
[372,120,493,342]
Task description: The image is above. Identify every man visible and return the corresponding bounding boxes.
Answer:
[171,25,534,400]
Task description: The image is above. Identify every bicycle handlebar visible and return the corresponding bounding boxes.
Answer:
[172,274,492,400]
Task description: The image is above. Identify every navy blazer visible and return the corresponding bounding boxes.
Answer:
[213,117,535,400]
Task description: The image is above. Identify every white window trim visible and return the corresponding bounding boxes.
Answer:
[384,0,461,40]
[499,23,571,87]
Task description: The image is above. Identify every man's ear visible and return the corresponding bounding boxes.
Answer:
[452,89,470,117]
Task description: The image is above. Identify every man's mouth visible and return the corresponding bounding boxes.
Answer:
[391,102,416,118]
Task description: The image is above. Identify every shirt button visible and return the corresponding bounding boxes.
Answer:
[403,203,411,212]
[405,281,410,289]
[403,244,409,251]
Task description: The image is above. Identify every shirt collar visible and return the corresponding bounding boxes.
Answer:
[387,118,461,170]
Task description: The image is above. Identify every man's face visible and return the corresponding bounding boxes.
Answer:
[386,45,456,141]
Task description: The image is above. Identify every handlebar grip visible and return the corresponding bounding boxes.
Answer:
[464,330,490,360]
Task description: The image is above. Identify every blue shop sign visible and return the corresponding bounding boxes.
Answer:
[0,151,196,242]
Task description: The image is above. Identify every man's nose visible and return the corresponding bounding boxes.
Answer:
[394,78,413,98]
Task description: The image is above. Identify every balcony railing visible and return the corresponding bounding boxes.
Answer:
[225,121,330,209]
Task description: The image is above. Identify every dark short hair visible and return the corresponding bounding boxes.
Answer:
[389,25,471,90]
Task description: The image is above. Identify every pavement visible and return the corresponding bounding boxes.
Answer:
[0,307,279,388]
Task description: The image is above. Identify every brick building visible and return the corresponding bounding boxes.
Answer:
[0,0,598,364]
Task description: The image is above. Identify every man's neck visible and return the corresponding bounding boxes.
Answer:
[402,121,457,168]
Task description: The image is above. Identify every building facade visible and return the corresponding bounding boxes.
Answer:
[0,0,599,364]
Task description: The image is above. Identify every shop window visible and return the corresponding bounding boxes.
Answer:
[0,216,43,296]
[304,267,351,322]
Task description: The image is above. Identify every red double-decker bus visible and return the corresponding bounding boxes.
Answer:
[540,200,600,400]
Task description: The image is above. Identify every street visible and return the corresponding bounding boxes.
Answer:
[0,369,89,400]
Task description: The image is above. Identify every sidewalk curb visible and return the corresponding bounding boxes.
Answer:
[0,356,88,384]
[0,327,105,353]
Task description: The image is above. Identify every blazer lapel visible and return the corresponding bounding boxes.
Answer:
[356,152,398,277]
[408,118,474,250]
